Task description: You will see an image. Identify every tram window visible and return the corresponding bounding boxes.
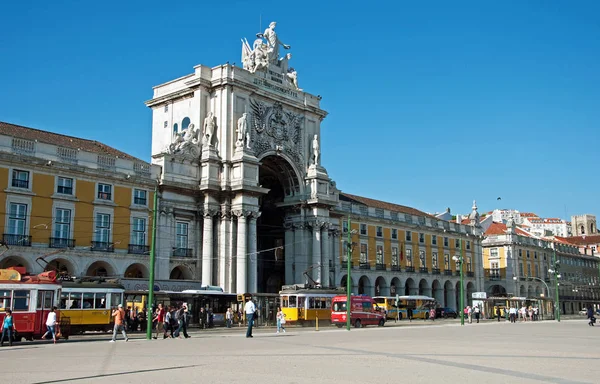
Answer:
[288,296,296,308]
[83,293,94,309]
[69,293,82,309]
[13,290,30,311]
[281,296,289,308]
[60,292,69,309]
[0,290,11,310]
[111,293,122,308]
[298,297,306,309]
[95,293,106,309]
[326,298,332,308]
[37,291,52,309]
[309,297,315,308]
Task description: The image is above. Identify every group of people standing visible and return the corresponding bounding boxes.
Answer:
[463,305,482,323]
[151,303,191,340]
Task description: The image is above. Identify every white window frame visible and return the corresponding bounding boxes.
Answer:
[419,250,426,267]
[360,224,367,235]
[96,183,113,202]
[432,235,437,245]
[376,244,384,265]
[175,221,189,250]
[5,195,32,237]
[391,228,397,239]
[56,176,74,196]
[10,169,31,190]
[131,216,147,246]
[132,189,148,207]
[406,248,413,267]
[360,243,368,265]
[419,233,425,244]
[52,201,75,241]
[93,207,114,244]
[391,247,398,266]
[432,252,438,268]
[376,226,383,238]
[406,231,412,241]
[490,248,499,259]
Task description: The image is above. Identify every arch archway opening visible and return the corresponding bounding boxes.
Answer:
[124,263,148,279]
[358,275,371,296]
[405,278,417,295]
[86,261,114,277]
[0,256,31,271]
[375,276,388,296]
[47,258,75,277]
[444,280,454,308]
[432,280,443,303]
[170,265,192,280]
[390,277,401,296]
[256,155,301,293]
[419,279,431,297]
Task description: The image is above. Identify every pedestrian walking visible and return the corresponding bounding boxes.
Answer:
[467,306,472,324]
[276,307,286,334]
[174,305,185,338]
[407,308,413,322]
[474,306,480,323]
[153,303,165,339]
[225,308,233,328]
[496,307,501,322]
[245,298,256,338]
[587,307,596,327]
[1,309,14,347]
[181,303,190,338]
[41,306,58,344]
[110,304,129,342]
[429,308,436,321]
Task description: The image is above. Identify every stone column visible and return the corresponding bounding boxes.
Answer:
[236,211,247,293]
[321,224,330,288]
[248,212,260,293]
[332,230,340,287]
[312,221,322,284]
[284,222,295,285]
[218,210,230,290]
[201,210,214,285]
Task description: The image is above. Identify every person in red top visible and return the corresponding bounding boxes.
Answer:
[110,304,129,342]
[152,303,165,340]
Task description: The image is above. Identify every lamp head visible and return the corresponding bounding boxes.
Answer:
[512,276,518,281]
[452,255,459,262]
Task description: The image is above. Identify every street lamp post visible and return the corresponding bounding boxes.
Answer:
[452,239,464,326]
[346,216,351,331]
[548,246,561,322]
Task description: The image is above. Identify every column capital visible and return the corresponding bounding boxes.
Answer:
[232,209,256,219]
[201,208,219,218]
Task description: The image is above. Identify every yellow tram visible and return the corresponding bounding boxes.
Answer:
[60,280,125,333]
[279,284,345,325]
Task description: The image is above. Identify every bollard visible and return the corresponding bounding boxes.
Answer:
[316,313,319,331]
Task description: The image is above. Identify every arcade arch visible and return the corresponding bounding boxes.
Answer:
[124,263,148,278]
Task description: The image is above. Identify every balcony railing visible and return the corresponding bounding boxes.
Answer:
[91,241,114,252]
[376,263,386,271]
[405,266,415,273]
[467,271,475,278]
[128,244,150,255]
[444,269,453,276]
[11,179,29,189]
[419,267,429,274]
[341,261,352,269]
[49,237,75,248]
[391,265,401,272]
[359,263,370,270]
[173,248,193,257]
[2,234,32,247]
[134,197,147,205]
[432,268,440,275]
[455,271,462,277]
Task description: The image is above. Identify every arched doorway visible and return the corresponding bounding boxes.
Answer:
[375,276,388,296]
[170,265,192,280]
[432,280,443,303]
[257,155,301,293]
[86,261,114,277]
[489,285,507,296]
[444,280,454,308]
[0,256,31,271]
[466,282,475,307]
[535,286,542,297]
[124,263,148,278]
[358,275,371,295]
[340,275,355,294]
[47,258,75,277]
[390,277,401,296]
[527,286,534,298]
[419,279,431,297]
[405,278,417,295]
[520,285,526,297]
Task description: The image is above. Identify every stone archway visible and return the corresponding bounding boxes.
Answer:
[466,282,475,307]
[375,276,388,296]
[419,278,431,297]
[170,265,193,280]
[0,255,31,272]
[358,275,372,295]
[390,277,401,296]
[47,258,76,276]
[340,275,355,294]
[489,285,507,297]
[444,280,455,308]
[256,154,302,293]
[86,261,115,277]
[405,278,417,295]
[124,263,149,278]
[432,280,443,304]
[520,285,526,297]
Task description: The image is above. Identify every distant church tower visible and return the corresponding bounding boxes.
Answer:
[571,214,597,236]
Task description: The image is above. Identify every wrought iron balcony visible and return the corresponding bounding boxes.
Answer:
[376,263,386,271]
[405,266,415,273]
[2,234,31,247]
[341,261,352,269]
[467,271,475,278]
[11,179,29,189]
[419,267,429,274]
[432,268,441,275]
[91,241,114,252]
[49,237,75,248]
[172,248,193,257]
[455,271,462,277]
[391,265,401,272]
[444,269,453,276]
[359,263,370,270]
[128,244,150,255]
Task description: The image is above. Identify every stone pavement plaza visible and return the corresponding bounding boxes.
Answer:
[2,320,599,384]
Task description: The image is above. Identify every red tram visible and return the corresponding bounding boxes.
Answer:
[0,267,66,341]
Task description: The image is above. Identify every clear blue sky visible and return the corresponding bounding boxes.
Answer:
[1,0,599,221]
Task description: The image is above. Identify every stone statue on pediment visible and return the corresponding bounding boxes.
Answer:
[312,134,320,165]
[203,112,216,146]
[168,123,200,154]
[236,113,250,149]
[263,21,290,64]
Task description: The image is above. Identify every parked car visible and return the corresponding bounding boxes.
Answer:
[435,307,457,319]
[578,310,588,316]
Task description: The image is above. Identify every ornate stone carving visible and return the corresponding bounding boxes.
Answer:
[249,99,304,167]
[201,208,219,217]
[312,134,320,165]
[167,123,201,156]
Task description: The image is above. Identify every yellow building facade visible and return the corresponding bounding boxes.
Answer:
[0,122,161,278]
[333,193,482,310]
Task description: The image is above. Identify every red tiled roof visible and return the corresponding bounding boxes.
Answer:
[339,193,437,219]
[520,212,539,218]
[515,227,533,237]
[556,234,600,246]
[0,121,144,162]
[485,222,507,235]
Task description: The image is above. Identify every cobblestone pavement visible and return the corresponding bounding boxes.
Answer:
[2,319,598,384]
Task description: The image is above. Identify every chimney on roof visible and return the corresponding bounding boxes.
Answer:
[446,207,451,213]
[456,214,461,224]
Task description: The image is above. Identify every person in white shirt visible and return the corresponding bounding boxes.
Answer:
[244,299,256,338]
[41,306,58,344]
[509,306,517,323]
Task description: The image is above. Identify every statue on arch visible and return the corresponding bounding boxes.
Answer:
[312,134,320,165]
[263,21,290,64]
[203,112,217,146]
[236,113,251,149]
